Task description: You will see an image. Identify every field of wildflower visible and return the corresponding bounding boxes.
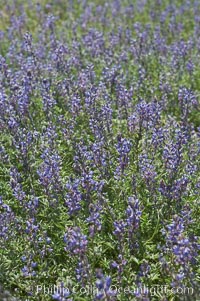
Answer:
[0,0,200,300]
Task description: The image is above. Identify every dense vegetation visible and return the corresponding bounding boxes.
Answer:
[0,0,200,300]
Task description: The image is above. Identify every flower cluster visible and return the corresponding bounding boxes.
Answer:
[64,227,88,256]
[0,0,200,300]
[161,212,200,288]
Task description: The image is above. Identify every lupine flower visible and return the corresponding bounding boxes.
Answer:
[162,141,182,175]
[178,87,199,119]
[86,203,102,237]
[113,220,127,239]
[161,213,200,288]
[115,136,132,177]
[10,167,26,203]
[64,227,88,255]
[0,197,15,241]
[128,101,161,132]
[126,196,142,251]
[37,148,62,195]
[139,154,157,189]
[95,270,116,300]
[65,178,82,216]
[52,284,71,301]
